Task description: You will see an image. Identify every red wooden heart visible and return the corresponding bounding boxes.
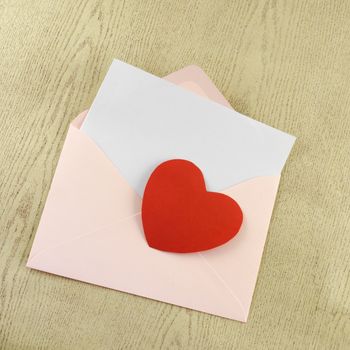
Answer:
[141,159,243,253]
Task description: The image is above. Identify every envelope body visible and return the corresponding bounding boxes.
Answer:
[27,66,284,322]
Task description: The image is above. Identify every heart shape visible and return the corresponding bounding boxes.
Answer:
[141,159,243,253]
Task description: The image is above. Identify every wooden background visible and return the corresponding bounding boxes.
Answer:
[0,1,349,349]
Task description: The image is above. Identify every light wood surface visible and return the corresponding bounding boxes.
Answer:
[1,1,350,349]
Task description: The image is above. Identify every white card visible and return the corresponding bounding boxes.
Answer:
[82,60,295,196]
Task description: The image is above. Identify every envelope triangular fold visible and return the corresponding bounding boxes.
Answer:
[201,176,280,317]
[28,114,141,259]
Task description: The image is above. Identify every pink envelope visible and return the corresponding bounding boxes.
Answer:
[27,66,281,322]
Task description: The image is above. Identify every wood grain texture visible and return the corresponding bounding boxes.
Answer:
[0,0,350,348]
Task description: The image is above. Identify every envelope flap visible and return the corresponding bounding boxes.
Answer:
[165,65,232,108]
[82,60,295,196]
